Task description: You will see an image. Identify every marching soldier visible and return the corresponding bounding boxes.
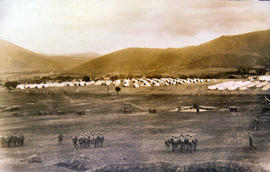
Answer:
[249,133,256,150]
[58,133,63,145]
[192,134,198,151]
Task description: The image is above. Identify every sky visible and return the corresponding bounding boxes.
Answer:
[0,0,270,55]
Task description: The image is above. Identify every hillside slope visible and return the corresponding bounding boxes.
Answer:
[0,39,64,73]
[0,39,99,73]
[74,29,270,76]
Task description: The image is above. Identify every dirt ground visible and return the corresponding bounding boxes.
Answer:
[0,84,270,171]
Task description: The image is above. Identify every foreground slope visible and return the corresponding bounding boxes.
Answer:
[75,29,270,76]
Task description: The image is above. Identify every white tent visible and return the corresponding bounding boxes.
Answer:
[258,75,270,81]
[239,86,248,91]
[79,81,86,86]
[247,82,256,88]
[261,84,270,91]
[218,86,225,90]
[16,84,25,90]
[133,83,139,88]
[123,79,130,87]
[208,84,219,90]
[36,84,44,89]
[114,80,121,86]
[256,82,268,88]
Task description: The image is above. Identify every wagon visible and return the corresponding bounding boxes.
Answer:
[178,106,201,112]
[229,105,238,112]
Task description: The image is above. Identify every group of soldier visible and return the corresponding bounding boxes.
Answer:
[122,104,133,113]
[0,130,105,149]
[71,132,104,149]
[165,130,198,153]
[148,108,157,114]
[0,131,25,148]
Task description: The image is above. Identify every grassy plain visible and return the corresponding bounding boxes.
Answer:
[0,83,269,171]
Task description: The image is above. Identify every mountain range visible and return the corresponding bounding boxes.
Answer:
[1,29,269,77]
[75,29,270,76]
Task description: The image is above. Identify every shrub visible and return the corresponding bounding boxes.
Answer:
[82,75,91,82]
[4,81,19,90]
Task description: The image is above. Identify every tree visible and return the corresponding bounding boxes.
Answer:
[82,75,90,82]
[4,81,19,90]
[110,75,119,81]
[193,103,200,113]
[193,103,199,110]
[115,86,121,95]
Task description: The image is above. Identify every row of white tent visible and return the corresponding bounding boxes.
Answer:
[208,80,270,91]
[258,75,270,81]
[16,78,214,90]
[117,78,213,88]
[16,81,94,89]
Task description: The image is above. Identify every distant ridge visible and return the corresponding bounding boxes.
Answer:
[46,53,99,70]
[74,29,270,76]
[0,39,99,73]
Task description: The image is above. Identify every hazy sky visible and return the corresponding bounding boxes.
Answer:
[0,0,270,55]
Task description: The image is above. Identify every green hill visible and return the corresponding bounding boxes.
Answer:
[74,29,270,77]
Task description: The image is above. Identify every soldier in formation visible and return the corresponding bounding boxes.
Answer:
[1,131,24,148]
[122,104,133,113]
[164,130,198,153]
[72,132,104,149]
[149,108,157,114]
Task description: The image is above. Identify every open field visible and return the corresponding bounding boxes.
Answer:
[0,84,270,171]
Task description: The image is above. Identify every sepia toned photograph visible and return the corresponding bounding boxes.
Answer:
[0,0,270,171]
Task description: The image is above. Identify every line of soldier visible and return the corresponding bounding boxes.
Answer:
[0,131,25,148]
[164,131,198,153]
[71,132,104,149]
